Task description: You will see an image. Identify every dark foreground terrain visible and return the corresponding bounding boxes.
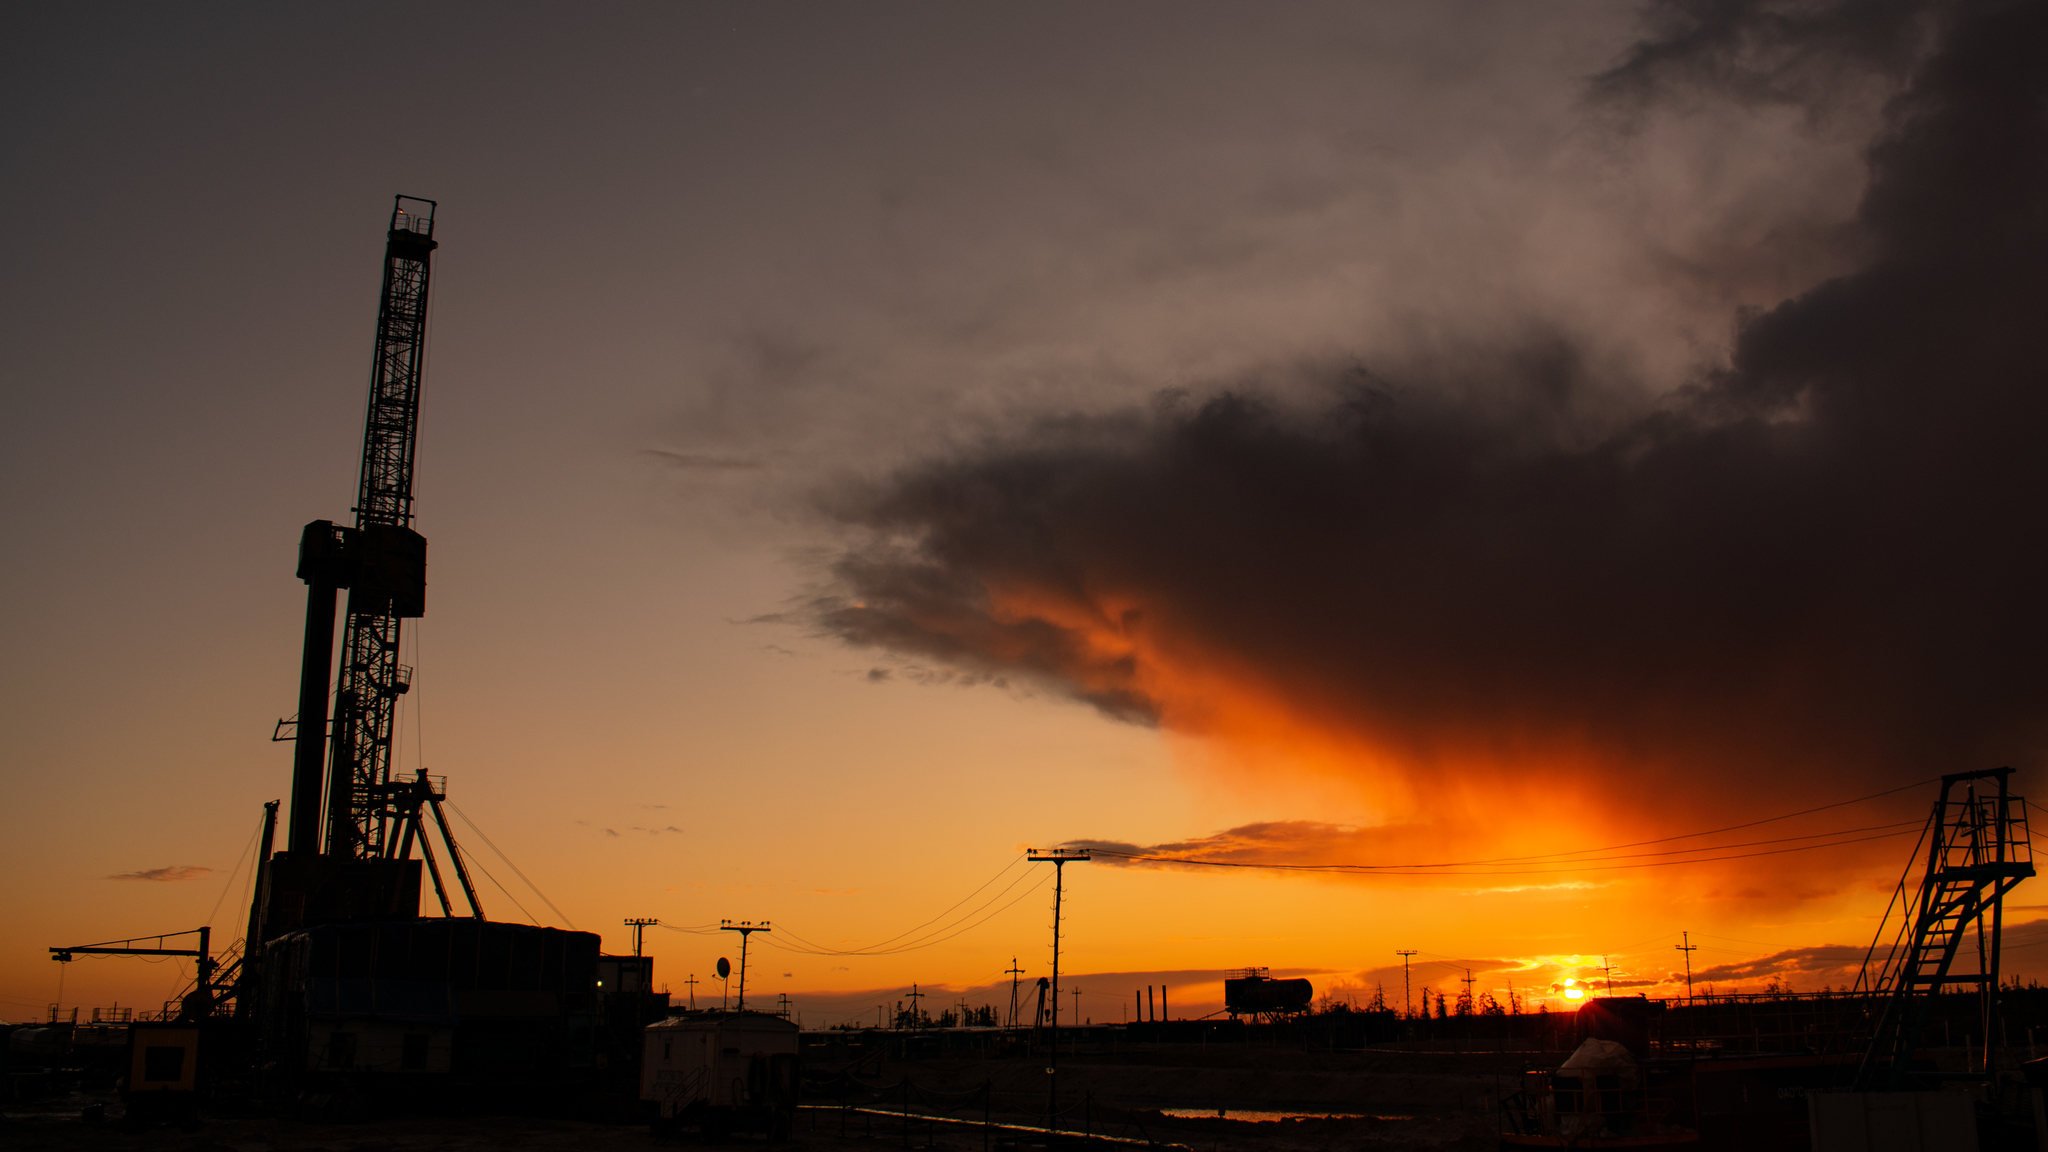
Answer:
[2,1045,1534,1152]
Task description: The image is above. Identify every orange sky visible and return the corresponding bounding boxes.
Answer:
[8,1,2045,1029]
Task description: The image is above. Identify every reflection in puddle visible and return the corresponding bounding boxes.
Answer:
[1160,1109,1413,1122]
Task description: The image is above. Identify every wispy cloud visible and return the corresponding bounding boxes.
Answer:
[643,448,766,471]
[109,865,211,882]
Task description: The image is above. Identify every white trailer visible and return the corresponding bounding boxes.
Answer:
[642,1011,800,1139]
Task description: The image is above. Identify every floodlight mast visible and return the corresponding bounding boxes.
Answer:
[1028,848,1090,1142]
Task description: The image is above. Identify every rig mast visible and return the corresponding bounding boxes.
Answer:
[279,197,478,918]
[327,196,435,859]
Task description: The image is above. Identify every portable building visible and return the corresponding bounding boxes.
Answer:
[642,1011,799,1137]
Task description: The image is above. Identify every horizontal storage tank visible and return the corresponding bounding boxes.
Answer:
[1224,975,1313,1016]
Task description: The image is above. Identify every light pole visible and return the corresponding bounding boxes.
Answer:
[720,920,770,1010]
[1029,847,1089,1144]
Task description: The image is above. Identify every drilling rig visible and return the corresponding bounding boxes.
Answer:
[265,195,482,937]
[48,201,636,1111]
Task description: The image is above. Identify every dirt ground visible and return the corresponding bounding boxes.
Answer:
[4,1045,1522,1152]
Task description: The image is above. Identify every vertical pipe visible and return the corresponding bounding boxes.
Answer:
[290,576,338,854]
[238,802,280,1018]
[1163,985,1169,1022]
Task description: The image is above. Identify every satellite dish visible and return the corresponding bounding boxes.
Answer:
[716,957,731,979]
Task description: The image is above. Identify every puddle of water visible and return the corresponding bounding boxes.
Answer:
[1159,1109,1412,1123]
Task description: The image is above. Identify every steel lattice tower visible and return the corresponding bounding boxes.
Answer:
[325,196,436,858]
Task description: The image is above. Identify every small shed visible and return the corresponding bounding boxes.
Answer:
[642,1011,799,1134]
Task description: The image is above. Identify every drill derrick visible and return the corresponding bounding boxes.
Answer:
[327,196,435,859]
[278,196,479,924]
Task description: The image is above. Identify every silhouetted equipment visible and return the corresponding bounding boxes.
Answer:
[236,800,280,1017]
[717,957,732,979]
[1224,969,1313,1020]
[1854,767,2033,1090]
[40,199,682,1118]
[49,929,220,1022]
[271,196,480,928]
[281,196,435,855]
[125,1021,203,1123]
[254,920,602,1082]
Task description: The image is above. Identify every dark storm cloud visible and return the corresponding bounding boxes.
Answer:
[810,0,2048,798]
[1590,0,1932,110]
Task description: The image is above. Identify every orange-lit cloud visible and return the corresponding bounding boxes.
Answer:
[812,0,2048,870]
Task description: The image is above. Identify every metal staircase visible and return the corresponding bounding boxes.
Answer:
[1856,768,2032,1089]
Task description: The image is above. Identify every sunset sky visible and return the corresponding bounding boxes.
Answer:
[6,0,2046,1027]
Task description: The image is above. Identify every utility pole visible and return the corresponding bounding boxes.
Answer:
[906,984,925,1029]
[1396,951,1418,1019]
[624,918,657,957]
[683,973,698,1010]
[1029,847,1090,1143]
[1071,986,1083,1028]
[1601,956,1614,994]
[719,921,769,1010]
[1675,933,1697,999]
[1007,958,1026,1030]
[1460,969,1477,1015]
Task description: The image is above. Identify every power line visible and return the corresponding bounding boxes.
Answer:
[768,861,1044,955]
[461,852,541,926]
[447,802,576,927]
[766,871,1054,957]
[819,854,1026,953]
